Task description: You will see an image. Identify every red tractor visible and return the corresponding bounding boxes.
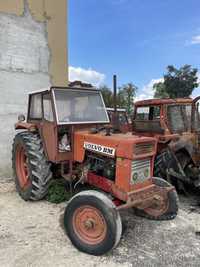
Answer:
[12,86,178,255]
[133,97,200,193]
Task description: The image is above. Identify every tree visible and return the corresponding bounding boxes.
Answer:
[164,65,199,98]
[99,85,113,107]
[99,82,137,114]
[153,82,169,98]
[118,83,137,115]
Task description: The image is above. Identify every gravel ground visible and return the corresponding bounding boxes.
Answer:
[1,181,200,267]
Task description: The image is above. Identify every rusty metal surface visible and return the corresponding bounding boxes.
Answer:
[135,98,193,107]
[117,184,174,210]
[133,96,200,185]
[15,122,36,131]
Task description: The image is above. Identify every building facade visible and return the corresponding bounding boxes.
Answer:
[0,0,68,178]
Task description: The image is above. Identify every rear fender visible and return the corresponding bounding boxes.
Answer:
[15,122,37,131]
[168,138,194,160]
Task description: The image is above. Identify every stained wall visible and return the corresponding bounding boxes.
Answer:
[0,0,68,177]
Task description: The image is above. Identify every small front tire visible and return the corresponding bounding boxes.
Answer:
[64,190,122,256]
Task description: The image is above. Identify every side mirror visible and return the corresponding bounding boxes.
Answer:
[18,114,25,122]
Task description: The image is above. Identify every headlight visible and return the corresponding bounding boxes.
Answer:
[132,172,138,182]
[144,168,149,178]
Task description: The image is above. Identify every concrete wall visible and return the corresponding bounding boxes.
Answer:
[0,0,68,178]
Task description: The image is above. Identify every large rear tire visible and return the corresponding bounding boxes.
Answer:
[64,190,122,255]
[12,131,52,201]
[135,177,179,220]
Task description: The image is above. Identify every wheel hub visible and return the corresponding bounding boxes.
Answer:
[84,219,95,230]
[72,205,107,245]
[16,145,30,190]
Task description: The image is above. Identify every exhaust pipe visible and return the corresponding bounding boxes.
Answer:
[113,74,117,114]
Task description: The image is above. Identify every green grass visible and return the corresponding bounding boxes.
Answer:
[46,179,72,204]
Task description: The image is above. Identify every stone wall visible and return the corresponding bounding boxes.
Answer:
[0,0,68,178]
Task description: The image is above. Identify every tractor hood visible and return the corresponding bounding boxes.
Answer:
[74,130,157,162]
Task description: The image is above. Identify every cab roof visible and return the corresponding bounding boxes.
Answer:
[135,98,193,107]
[28,86,99,95]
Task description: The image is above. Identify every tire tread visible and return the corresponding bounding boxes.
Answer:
[12,131,52,201]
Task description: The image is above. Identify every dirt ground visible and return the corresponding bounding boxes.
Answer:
[1,180,200,267]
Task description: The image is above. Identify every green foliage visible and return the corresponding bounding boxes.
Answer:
[154,64,199,99]
[46,179,71,204]
[99,85,113,107]
[164,65,199,98]
[118,83,137,115]
[99,82,137,115]
[153,82,169,98]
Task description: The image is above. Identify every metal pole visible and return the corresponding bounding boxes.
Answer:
[113,75,117,113]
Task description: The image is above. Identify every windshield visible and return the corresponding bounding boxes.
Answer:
[135,106,160,120]
[53,88,109,124]
[167,104,192,133]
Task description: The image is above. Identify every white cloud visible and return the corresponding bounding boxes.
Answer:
[191,35,200,45]
[136,74,200,100]
[69,66,105,87]
[135,78,164,101]
[192,88,200,98]
[198,72,200,83]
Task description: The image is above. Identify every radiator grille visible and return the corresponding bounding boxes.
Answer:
[131,158,151,184]
[134,143,154,155]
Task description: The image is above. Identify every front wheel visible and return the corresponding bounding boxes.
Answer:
[63,190,122,255]
[135,177,179,220]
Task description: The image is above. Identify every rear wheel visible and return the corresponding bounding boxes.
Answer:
[12,131,52,201]
[135,177,179,220]
[64,190,122,255]
[154,150,191,192]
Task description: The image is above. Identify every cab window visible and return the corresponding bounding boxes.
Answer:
[43,94,54,122]
[136,106,160,120]
[29,94,42,120]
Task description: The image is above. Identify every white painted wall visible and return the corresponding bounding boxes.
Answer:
[0,6,51,178]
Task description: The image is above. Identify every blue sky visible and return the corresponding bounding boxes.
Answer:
[68,0,200,99]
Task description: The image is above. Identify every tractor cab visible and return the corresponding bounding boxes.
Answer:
[133,97,200,192]
[133,98,194,139]
[17,87,109,162]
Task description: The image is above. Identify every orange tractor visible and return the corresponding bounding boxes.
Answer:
[12,86,178,255]
[132,97,200,193]
[108,96,200,193]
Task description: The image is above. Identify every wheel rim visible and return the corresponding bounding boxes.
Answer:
[72,205,107,245]
[144,196,169,217]
[16,145,30,190]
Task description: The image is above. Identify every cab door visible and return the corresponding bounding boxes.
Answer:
[41,93,58,162]
[192,96,200,162]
